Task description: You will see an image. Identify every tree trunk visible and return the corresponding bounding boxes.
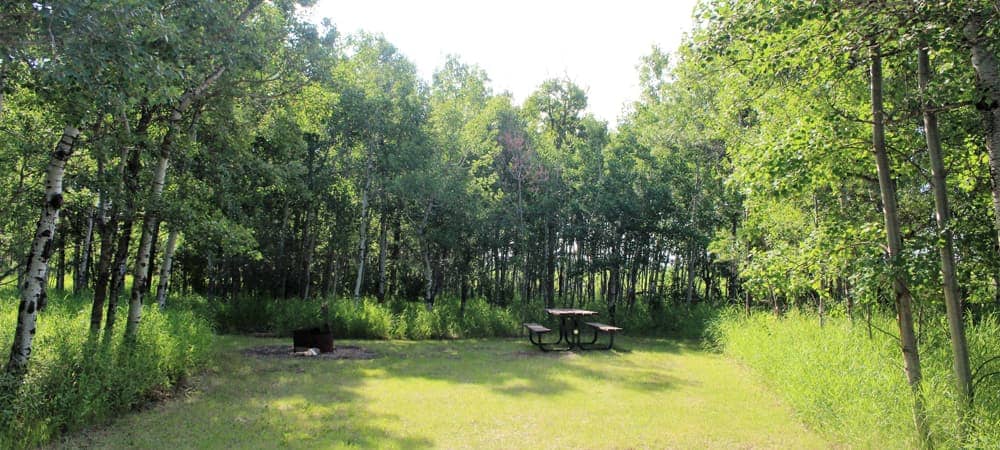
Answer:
[301,208,317,300]
[56,235,66,291]
[143,218,160,297]
[685,241,698,306]
[962,14,1000,250]
[354,156,373,301]
[6,126,80,375]
[126,65,226,341]
[106,215,134,335]
[276,198,290,298]
[321,242,336,298]
[377,211,388,302]
[75,206,95,293]
[544,221,555,308]
[90,208,117,333]
[390,216,401,298]
[155,228,179,308]
[918,46,973,409]
[870,43,929,444]
[419,200,434,309]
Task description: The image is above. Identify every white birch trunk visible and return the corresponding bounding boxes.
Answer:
[6,126,80,374]
[354,156,373,301]
[963,16,1000,248]
[155,229,179,308]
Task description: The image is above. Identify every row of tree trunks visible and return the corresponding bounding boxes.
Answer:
[869,42,930,444]
[126,65,227,340]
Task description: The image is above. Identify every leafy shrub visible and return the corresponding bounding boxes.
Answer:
[0,289,213,449]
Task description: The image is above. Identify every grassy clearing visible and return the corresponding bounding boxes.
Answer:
[49,336,827,449]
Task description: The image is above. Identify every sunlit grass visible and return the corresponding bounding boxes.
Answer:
[709,309,1000,448]
[51,336,828,449]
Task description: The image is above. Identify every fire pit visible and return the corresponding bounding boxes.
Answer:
[292,327,334,353]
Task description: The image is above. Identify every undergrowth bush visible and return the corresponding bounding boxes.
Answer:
[210,294,713,340]
[212,295,525,339]
[0,288,213,449]
[708,308,1000,448]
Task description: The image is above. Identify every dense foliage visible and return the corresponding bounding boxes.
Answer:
[3,0,1000,446]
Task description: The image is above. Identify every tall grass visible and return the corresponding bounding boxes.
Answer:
[0,288,213,449]
[708,309,1000,448]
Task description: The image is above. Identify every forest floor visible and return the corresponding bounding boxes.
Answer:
[49,336,830,449]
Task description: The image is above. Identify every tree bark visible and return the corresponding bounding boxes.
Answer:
[6,126,80,375]
[106,216,134,335]
[918,46,973,409]
[353,156,373,301]
[544,220,555,308]
[377,210,388,302]
[962,14,1000,249]
[74,206,95,293]
[90,206,117,333]
[143,218,160,297]
[870,43,929,444]
[155,228,179,308]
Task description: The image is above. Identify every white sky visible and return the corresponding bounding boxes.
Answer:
[305,0,699,124]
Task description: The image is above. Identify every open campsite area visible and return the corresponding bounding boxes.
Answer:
[50,336,827,450]
[4,0,1000,448]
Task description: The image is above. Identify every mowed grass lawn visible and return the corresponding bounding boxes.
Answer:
[51,336,828,449]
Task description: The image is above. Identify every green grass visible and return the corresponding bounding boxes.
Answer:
[49,336,828,449]
[0,288,213,449]
[708,309,1000,448]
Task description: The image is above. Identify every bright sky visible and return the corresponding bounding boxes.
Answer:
[305,0,699,125]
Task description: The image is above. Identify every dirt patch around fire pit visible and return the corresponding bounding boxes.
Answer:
[242,344,378,360]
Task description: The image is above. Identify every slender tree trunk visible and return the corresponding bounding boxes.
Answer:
[919,46,973,409]
[354,156,373,301]
[419,200,434,308]
[155,228,179,308]
[685,241,698,306]
[301,208,317,300]
[276,198,290,298]
[126,66,226,341]
[90,208,117,333]
[871,43,929,444]
[390,216,401,297]
[106,216,133,335]
[6,126,80,375]
[544,220,555,308]
[56,235,66,291]
[143,219,160,297]
[321,242,336,298]
[962,14,1000,249]
[75,206,95,293]
[377,211,388,302]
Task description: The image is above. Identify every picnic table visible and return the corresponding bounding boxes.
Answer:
[523,308,622,351]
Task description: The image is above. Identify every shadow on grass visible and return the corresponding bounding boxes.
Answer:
[338,336,700,397]
[51,340,435,450]
[55,335,708,449]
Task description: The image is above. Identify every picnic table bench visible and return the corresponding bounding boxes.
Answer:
[523,308,622,351]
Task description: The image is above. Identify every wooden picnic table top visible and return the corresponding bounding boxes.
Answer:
[544,308,598,317]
